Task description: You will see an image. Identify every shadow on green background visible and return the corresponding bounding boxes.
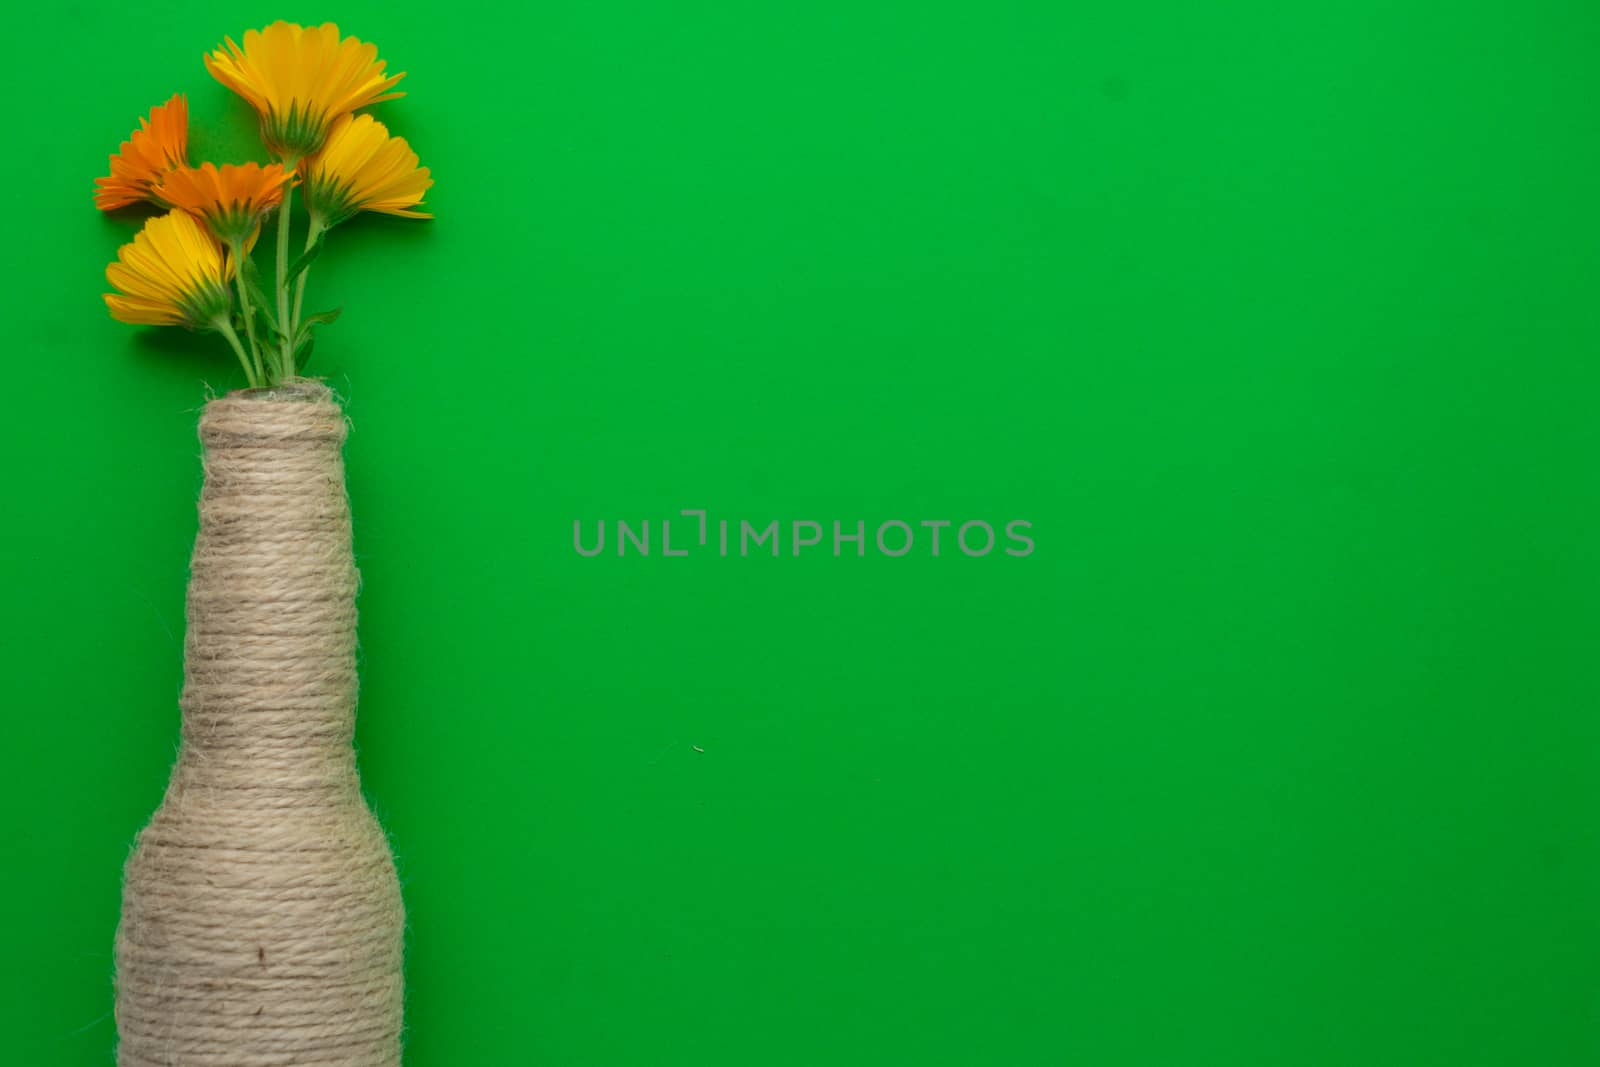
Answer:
[3,1,1597,1063]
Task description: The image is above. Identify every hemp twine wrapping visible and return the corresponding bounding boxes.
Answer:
[116,380,405,1066]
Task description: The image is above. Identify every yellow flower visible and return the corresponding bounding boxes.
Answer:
[104,211,234,328]
[205,21,405,161]
[159,162,294,247]
[95,94,189,211]
[303,114,433,228]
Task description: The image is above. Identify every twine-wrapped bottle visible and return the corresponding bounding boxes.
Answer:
[116,381,405,1066]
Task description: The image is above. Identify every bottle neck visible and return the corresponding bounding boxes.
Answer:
[177,382,360,779]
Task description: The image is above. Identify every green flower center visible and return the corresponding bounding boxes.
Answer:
[262,102,328,161]
[204,203,266,247]
[304,174,362,229]
[178,279,232,331]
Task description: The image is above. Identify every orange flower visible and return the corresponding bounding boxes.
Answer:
[303,114,432,228]
[94,94,189,211]
[205,21,405,161]
[104,212,233,328]
[159,162,294,247]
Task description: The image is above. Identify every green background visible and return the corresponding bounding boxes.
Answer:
[3,1,1597,1063]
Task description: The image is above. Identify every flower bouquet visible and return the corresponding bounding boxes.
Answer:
[98,20,431,1066]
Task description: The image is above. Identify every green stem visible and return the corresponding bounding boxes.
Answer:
[291,214,325,339]
[229,241,265,386]
[274,173,297,380]
[214,316,258,388]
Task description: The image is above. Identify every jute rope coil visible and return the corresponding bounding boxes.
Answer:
[116,380,405,1066]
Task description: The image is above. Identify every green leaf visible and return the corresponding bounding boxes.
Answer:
[294,307,342,344]
[288,307,340,374]
[285,230,326,284]
[255,307,285,348]
[240,256,279,335]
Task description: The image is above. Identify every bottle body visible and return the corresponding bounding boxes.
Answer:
[116,381,404,1066]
